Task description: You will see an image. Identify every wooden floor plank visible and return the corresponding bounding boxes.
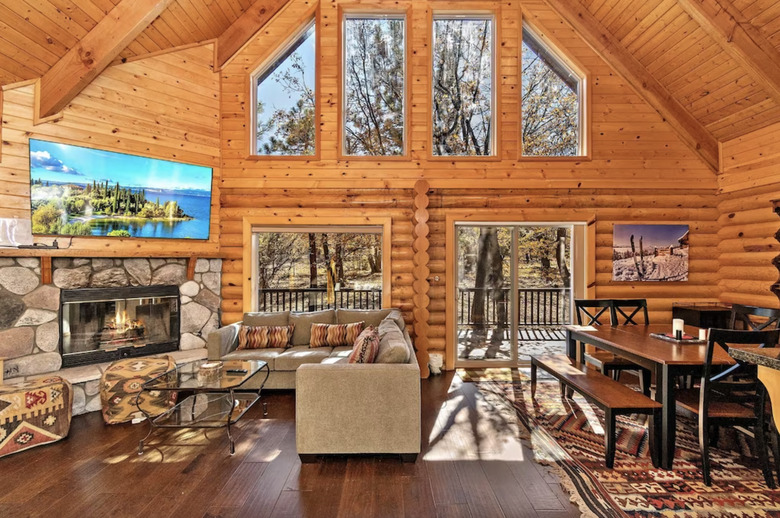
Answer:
[0,373,581,518]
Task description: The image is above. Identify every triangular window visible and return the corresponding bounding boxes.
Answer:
[522,25,583,157]
[252,21,316,156]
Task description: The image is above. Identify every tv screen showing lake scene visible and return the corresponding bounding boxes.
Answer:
[29,139,212,240]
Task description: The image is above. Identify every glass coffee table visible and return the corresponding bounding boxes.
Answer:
[135,359,270,455]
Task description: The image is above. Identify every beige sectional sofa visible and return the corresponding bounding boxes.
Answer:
[207,307,421,461]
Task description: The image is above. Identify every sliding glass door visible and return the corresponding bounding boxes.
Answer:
[455,223,573,367]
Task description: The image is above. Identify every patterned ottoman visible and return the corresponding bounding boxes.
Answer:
[0,376,73,458]
[100,356,178,425]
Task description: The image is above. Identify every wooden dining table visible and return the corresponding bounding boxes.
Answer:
[565,323,735,470]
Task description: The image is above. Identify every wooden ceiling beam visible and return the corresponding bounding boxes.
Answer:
[540,0,720,171]
[217,0,289,69]
[677,0,780,107]
[37,0,174,120]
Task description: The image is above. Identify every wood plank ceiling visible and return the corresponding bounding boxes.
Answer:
[1,0,780,143]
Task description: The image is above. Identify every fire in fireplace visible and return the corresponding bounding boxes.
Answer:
[60,285,180,368]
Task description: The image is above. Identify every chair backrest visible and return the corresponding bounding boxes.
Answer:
[701,328,780,408]
[611,299,649,325]
[574,299,614,326]
[729,304,780,331]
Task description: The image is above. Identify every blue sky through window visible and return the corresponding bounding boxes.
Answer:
[255,23,316,155]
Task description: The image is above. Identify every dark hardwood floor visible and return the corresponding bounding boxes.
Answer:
[0,371,580,518]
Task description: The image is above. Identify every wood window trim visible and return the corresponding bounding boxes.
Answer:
[427,5,502,161]
[337,3,413,161]
[242,213,393,312]
[246,4,321,161]
[443,209,596,370]
[519,14,592,161]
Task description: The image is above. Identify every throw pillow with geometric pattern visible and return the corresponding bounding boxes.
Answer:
[348,326,380,363]
[237,324,295,349]
[310,321,364,347]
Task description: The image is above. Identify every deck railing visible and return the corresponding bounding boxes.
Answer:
[258,286,570,327]
[457,287,571,327]
[258,288,382,312]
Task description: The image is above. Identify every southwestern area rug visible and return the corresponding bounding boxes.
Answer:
[461,369,780,517]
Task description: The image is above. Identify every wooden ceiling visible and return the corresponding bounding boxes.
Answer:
[1,0,780,145]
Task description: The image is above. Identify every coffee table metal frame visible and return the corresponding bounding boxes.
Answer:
[135,359,270,455]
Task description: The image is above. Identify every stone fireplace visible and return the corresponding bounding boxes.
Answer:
[60,285,181,368]
[0,257,221,414]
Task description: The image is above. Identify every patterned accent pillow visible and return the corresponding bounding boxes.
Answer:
[237,324,294,349]
[310,322,364,348]
[348,326,380,364]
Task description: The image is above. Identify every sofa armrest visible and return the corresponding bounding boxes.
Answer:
[207,322,241,360]
[296,362,421,455]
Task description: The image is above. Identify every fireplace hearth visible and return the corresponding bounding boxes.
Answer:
[60,285,180,368]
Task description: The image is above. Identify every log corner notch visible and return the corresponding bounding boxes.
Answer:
[539,0,720,172]
[412,179,431,378]
[37,0,175,120]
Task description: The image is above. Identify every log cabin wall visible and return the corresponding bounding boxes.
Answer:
[0,44,221,256]
[718,121,780,309]
[220,0,720,366]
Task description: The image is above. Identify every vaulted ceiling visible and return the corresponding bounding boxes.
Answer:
[1,0,780,146]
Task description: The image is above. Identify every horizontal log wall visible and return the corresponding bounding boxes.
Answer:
[220,0,720,364]
[718,121,780,308]
[0,44,221,256]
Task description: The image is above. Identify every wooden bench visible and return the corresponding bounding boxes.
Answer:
[530,354,662,468]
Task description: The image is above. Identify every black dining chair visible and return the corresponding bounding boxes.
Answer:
[675,328,780,487]
[582,299,652,396]
[730,304,780,331]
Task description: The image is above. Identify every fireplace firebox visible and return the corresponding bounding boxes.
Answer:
[60,285,180,368]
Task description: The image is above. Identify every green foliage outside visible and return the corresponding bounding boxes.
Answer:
[30,180,192,235]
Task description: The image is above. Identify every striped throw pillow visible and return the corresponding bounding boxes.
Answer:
[310,322,364,348]
[237,324,294,349]
[348,326,380,363]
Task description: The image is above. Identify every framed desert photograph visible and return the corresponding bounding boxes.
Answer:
[29,139,213,240]
[612,224,689,282]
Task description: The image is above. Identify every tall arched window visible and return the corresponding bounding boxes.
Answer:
[252,20,316,156]
[521,24,584,157]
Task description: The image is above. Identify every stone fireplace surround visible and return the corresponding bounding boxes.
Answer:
[0,257,221,415]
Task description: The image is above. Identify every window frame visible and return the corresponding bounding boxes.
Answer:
[338,6,411,160]
[429,10,499,160]
[520,20,590,160]
[248,16,320,160]
[242,214,393,312]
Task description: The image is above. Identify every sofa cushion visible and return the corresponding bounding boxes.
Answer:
[376,318,411,364]
[336,308,392,328]
[348,326,380,363]
[275,346,333,371]
[237,324,294,349]
[290,309,336,345]
[329,346,353,360]
[244,311,290,327]
[310,322,364,347]
[223,348,285,370]
[321,356,349,365]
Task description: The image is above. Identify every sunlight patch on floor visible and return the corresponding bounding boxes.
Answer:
[424,372,526,462]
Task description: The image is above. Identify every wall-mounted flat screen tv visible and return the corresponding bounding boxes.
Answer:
[29,139,213,240]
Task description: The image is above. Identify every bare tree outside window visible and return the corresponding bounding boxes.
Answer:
[432,17,493,156]
[521,26,581,156]
[343,16,405,156]
[254,22,316,156]
[255,231,383,312]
